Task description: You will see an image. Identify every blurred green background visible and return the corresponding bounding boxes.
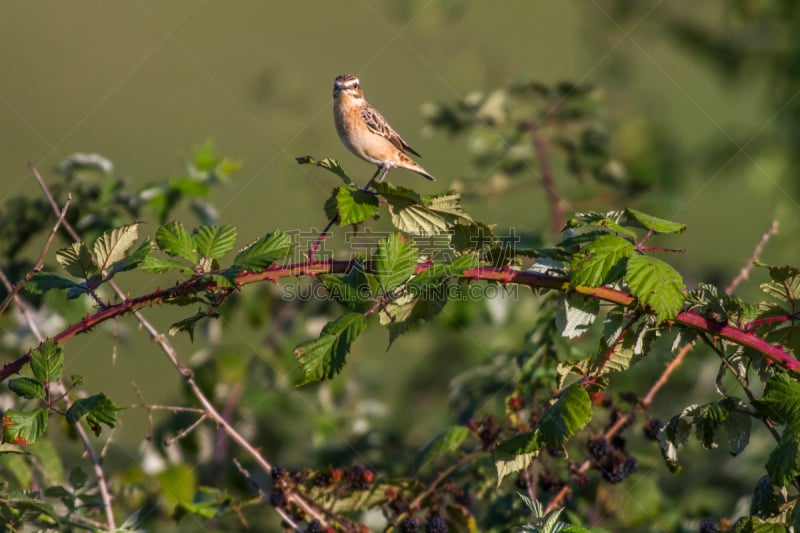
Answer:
[2,1,799,530]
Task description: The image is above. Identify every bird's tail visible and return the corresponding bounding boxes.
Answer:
[399,154,435,181]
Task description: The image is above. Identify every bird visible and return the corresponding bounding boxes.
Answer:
[333,74,435,185]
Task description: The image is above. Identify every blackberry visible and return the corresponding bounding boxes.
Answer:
[588,437,611,459]
[426,515,448,533]
[313,472,330,487]
[271,464,286,480]
[306,520,322,533]
[400,517,419,533]
[699,519,718,533]
[643,419,665,441]
[269,489,286,508]
[600,453,638,484]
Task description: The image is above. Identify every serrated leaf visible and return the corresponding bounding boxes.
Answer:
[234,230,292,270]
[563,211,638,239]
[555,293,599,339]
[65,393,120,436]
[294,312,367,385]
[418,426,469,469]
[751,476,781,522]
[536,384,592,448]
[29,340,64,383]
[325,186,380,226]
[384,289,448,347]
[570,234,634,287]
[169,309,215,340]
[8,377,45,399]
[724,399,752,455]
[25,272,81,294]
[92,223,141,272]
[193,225,237,260]
[108,239,150,276]
[157,221,198,261]
[139,255,194,274]
[318,274,368,309]
[766,428,800,487]
[374,234,418,292]
[753,373,800,426]
[0,443,28,454]
[3,408,48,445]
[495,432,539,485]
[56,242,96,278]
[625,254,685,321]
[296,156,352,185]
[622,208,686,234]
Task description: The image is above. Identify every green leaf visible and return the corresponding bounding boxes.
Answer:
[570,234,634,287]
[69,466,87,489]
[318,274,370,309]
[156,221,198,262]
[56,242,96,278]
[234,230,292,270]
[156,464,198,509]
[766,427,800,487]
[174,486,231,520]
[383,289,448,346]
[753,373,800,426]
[495,433,540,485]
[65,393,121,436]
[92,223,141,272]
[535,384,592,449]
[29,340,64,383]
[3,408,48,445]
[418,426,470,469]
[294,312,367,385]
[107,239,151,276]
[25,272,81,294]
[139,255,194,274]
[555,293,599,339]
[622,208,686,234]
[169,310,216,341]
[374,234,418,292]
[325,185,380,226]
[193,225,237,260]
[296,155,352,185]
[8,377,45,399]
[563,211,638,239]
[625,254,685,321]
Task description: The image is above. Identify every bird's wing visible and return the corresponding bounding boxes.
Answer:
[361,105,422,157]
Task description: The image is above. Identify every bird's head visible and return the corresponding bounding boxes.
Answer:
[333,74,364,101]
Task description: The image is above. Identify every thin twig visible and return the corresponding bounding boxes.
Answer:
[31,165,328,528]
[309,215,339,263]
[163,414,208,446]
[0,194,71,317]
[531,129,564,236]
[1,257,117,531]
[726,220,779,295]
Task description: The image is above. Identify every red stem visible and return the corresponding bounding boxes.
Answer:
[3,262,799,381]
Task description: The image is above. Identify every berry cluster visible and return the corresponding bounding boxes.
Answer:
[587,436,638,484]
[467,414,501,449]
[426,515,448,533]
[699,518,718,533]
[348,465,374,490]
[643,418,665,441]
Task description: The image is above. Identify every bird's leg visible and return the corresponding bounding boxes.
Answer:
[362,166,384,192]
[377,166,391,182]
